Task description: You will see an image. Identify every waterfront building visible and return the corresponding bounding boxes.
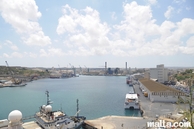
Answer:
[139,78,185,103]
[150,64,169,83]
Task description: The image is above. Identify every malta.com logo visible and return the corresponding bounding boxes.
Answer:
[147,120,191,128]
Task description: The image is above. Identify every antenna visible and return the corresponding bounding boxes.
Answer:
[45,91,49,105]
[77,99,79,117]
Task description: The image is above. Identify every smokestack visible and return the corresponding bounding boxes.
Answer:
[126,62,127,70]
[105,62,107,71]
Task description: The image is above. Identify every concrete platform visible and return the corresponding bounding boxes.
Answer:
[83,115,150,129]
[22,121,42,129]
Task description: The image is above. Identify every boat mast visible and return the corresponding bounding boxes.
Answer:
[45,91,49,105]
[77,99,79,117]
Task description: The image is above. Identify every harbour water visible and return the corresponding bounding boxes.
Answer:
[0,75,141,120]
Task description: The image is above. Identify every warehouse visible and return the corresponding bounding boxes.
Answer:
[139,78,185,103]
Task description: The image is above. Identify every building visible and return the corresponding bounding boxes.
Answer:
[150,64,168,83]
[139,78,185,103]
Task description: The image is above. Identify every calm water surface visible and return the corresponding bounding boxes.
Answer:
[0,76,140,120]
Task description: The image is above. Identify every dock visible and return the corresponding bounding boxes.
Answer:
[83,115,150,129]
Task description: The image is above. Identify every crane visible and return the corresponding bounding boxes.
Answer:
[5,61,21,84]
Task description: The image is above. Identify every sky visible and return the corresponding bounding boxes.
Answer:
[0,0,194,68]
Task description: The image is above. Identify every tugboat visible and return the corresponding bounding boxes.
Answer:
[35,91,86,129]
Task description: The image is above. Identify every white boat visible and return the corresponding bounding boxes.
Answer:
[0,91,86,129]
[34,91,85,129]
[124,93,140,109]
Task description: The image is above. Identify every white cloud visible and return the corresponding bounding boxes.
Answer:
[11,52,23,58]
[186,36,194,47]
[148,0,157,5]
[111,12,117,20]
[39,48,65,57]
[3,53,10,58]
[3,52,23,58]
[4,40,19,50]
[57,5,110,56]
[186,7,191,11]
[0,0,51,46]
[23,31,51,46]
[111,2,194,56]
[164,6,174,19]
[55,2,194,57]
[40,49,49,57]
[173,0,186,4]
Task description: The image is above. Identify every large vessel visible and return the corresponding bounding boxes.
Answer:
[0,91,86,129]
[124,93,140,109]
[35,91,86,129]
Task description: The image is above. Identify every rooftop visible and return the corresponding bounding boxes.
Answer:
[139,78,182,93]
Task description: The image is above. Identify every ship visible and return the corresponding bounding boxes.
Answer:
[124,93,140,109]
[126,75,132,84]
[0,91,86,129]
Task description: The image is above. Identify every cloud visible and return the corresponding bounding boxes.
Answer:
[110,2,194,56]
[164,6,174,19]
[173,0,186,4]
[39,48,65,57]
[3,53,10,58]
[55,2,194,57]
[186,36,194,47]
[111,12,117,20]
[3,52,23,58]
[57,5,110,56]
[148,0,157,5]
[4,40,19,50]
[0,0,51,46]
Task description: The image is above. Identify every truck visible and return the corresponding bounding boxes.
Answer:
[144,92,148,97]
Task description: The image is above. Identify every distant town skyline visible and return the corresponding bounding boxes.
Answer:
[0,0,194,68]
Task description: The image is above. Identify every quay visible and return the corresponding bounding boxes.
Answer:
[83,115,150,129]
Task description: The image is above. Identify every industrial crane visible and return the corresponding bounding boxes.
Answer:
[5,61,22,84]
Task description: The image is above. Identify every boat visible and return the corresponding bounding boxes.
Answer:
[0,91,86,129]
[126,75,132,84]
[124,93,140,109]
[34,91,86,129]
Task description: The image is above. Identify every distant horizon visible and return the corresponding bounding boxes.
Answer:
[1,64,194,69]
